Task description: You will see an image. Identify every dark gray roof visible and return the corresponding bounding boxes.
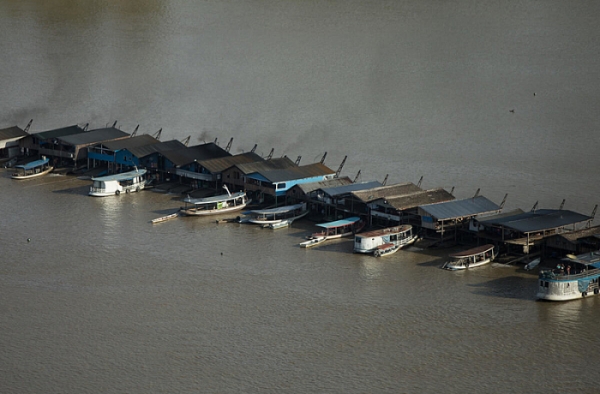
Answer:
[159,143,231,167]
[552,225,600,242]
[59,127,129,146]
[235,157,296,175]
[102,134,161,151]
[379,188,455,211]
[127,139,187,158]
[0,126,27,141]
[292,176,354,194]
[259,162,336,183]
[321,181,383,197]
[420,195,501,220]
[477,209,593,234]
[32,125,86,140]
[351,182,423,203]
[199,152,264,173]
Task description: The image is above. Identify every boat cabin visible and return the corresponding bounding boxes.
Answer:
[89,168,147,196]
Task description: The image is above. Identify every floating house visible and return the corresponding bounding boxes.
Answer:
[0,123,29,164]
[197,152,265,189]
[305,180,383,219]
[22,124,87,165]
[418,194,502,242]
[545,225,600,256]
[87,134,161,172]
[474,207,595,255]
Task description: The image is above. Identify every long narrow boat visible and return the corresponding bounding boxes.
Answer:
[537,251,600,301]
[180,186,249,216]
[442,244,496,270]
[240,203,308,225]
[151,212,179,224]
[299,236,327,248]
[11,157,54,180]
[353,225,417,255]
[89,168,147,196]
[300,216,365,247]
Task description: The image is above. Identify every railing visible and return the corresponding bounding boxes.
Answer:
[539,268,600,281]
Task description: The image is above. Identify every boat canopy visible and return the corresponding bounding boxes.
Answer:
[249,203,305,215]
[317,216,361,228]
[15,158,50,170]
[183,191,245,205]
[449,244,494,258]
[91,168,146,182]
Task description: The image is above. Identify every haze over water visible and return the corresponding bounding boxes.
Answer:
[1,1,600,392]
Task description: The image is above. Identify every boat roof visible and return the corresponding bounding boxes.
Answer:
[317,216,361,228]
[420,195,500,220]
[476,209,593,234]
[15,157,50,170]
[449,244,495,258]
[563,251,600,267]
[356,225,412,238]
[249,203,305,215]
[183,191,245,204]
[91,168,146,181]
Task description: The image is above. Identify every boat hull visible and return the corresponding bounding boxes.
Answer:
[374,243,401,257]
[11,166,54,180]
[180,202,248,216]
[300,236,326,248]
[443,258,492,270]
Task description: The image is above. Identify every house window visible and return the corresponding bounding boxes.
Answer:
[276,183,286,190]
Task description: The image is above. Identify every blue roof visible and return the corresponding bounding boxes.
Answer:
[15,158,50,170]
[420,196,500,220]
[317,216,361,228]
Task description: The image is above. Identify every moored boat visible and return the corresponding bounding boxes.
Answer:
[89,168,147,196]
[11,157,54,180]
[151,212,179,224]
[180,186,249,216]
[537,251,600,301]
[240,203,308,225]
[300,216,365,247]
[354,225,417,255]
[299,236,326,248]
[442,244,496,270]
[374,243,401,257]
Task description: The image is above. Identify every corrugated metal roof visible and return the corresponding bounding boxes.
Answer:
[293,176,353,194]
[259,162,335,183]
[0,126,27,141]
[127,139,187,158]
[59,127,129,146]
[199,152,264,173]
[380,188,455,210]
[477,209,593,233]
[102,134,160,151]
[235,157,296,174]
[351,182,423,203]
[32,125,86,140]
[420,195,501,220]
[159,143,231,167]
[321,181,382,197]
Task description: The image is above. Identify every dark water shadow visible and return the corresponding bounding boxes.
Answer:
[468,275,538,300]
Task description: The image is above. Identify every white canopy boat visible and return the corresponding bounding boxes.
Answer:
[180,185,249,216]
[442,244,496,270]
[300,216,365,247]
[299,236,326,248]
[11,157,53,180]
[241,203,308,225]
[89,168,147,196]
[354,225,417,255]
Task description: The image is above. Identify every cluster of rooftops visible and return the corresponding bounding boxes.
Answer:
[2,120,599,258]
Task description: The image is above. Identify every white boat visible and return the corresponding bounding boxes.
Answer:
[300,216,365,247]
[151,212,179,224]
[179,185,249,216]
[537,251,600,301]
[241,203,308,225]
[354,225,417,255]
[299,236,326,248]
[268,220,291,230]
[442,244,496,270]
[11,157,53,179]
[89,168,147,196]
[524,257,541,271]
[373,243,401,257]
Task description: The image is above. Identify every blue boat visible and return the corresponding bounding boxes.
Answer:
[11,157,54,180]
